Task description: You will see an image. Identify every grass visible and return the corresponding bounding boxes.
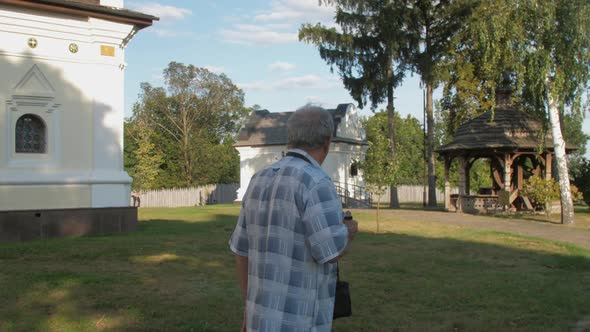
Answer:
[479,205,590,231]
[0,205,589,331]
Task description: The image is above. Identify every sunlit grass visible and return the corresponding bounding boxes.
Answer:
[1,205,589,331]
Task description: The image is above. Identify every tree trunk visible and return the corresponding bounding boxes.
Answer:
[387,50,399,209]
[547,84,574,224]
[183,132,193,186]
[426,83,437,207]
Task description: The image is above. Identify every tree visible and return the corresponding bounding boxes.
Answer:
[409,0,475,207]
[132,62,246,187]
[441,0,590,224]
[363,112,398,232]
[132,123,164,191]
[572,158,590,206]
[299,0,416,208]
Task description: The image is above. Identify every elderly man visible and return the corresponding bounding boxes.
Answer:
[229,105,358,332]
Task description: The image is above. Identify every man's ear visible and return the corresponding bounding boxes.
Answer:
[324,137,332,152]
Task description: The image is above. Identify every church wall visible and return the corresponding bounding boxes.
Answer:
[235,143,366,202]
[0,185,91,210]
[0,5,135,211]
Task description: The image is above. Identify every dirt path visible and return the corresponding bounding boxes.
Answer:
[370,209,590,250]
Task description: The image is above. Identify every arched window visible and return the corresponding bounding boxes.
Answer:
[15,114,46,153]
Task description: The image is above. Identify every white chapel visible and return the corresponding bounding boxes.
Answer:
[0,0,156,241]
[234,104,370,207]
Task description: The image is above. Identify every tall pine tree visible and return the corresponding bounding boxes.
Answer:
[299,0,416,208]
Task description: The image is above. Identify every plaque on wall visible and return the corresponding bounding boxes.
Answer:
[101,45,115,57]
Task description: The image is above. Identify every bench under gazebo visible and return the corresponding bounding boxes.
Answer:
[436,86,575,214]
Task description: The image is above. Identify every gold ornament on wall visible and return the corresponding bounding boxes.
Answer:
[69,43,79,54]
[27,38,38,49]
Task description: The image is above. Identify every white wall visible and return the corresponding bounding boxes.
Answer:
[235,143,366,202]
[0,5,137,210]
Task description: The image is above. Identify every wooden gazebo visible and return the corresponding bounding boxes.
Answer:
[436,87,574,214]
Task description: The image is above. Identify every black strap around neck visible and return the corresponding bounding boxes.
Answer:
[286,151,312,165]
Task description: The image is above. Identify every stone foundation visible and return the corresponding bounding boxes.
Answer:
[0,207,137,243]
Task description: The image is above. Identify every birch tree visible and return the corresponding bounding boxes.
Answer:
[443,0,590,224]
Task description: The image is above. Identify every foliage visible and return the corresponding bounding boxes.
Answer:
[563,113,590,179]
[125,62,248,188]
[522,175,560,216]
[363,111,426,187]
[522,175,581,216]
[299,0,415,111]
[572,158,590,206]
[363,112,397,193]
[131,123,164,191]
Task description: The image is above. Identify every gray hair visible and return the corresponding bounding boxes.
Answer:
[287,105,334,150]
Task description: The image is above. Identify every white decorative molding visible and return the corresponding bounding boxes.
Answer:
[5,64,61,169]
[12,64,55,98]
[0,170,132,185]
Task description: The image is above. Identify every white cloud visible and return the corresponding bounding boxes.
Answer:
[204,65,229,74]
[254,0,335,25]
[218,0,336,46]
[128,2,192,20]
[275,74,323,89]
[220,24,297,45]
[268,61,296,72]
[238,74,336,91]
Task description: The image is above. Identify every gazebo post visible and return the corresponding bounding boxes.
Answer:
[503,153,513,209]
[458,156,467,213]
[444,157,451,211]
[465,159,472,195]
[545,153,553,180]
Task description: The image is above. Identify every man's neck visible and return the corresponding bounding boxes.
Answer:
[293,147,326,165]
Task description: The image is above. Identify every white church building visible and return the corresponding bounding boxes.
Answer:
[0,0,156,241]
[234,104,370,207]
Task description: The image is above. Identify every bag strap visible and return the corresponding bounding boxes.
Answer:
[285,151,312,165]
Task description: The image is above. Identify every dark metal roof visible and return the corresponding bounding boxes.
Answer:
[0,0,159,28]
[234,104,367,147]
[436,107,576,154]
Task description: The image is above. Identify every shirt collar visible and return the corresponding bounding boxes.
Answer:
[287,148,321,168]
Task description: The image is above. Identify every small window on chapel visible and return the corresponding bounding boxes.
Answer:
[350,162,358,177]
[15,114,46,153]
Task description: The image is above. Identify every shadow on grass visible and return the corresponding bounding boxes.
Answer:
[1,212,589,331]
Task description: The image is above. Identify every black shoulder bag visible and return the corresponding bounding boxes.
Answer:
[286,151,352,320]
[333,264,352,319]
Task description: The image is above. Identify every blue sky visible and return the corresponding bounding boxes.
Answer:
[123,0,428,121]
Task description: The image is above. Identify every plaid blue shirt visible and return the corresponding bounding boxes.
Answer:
[229,148,348,332]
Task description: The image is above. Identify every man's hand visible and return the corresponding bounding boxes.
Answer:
[343,211,358,242]
[344,218,358,242]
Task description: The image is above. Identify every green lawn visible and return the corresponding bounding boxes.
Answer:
[1,205,589,331]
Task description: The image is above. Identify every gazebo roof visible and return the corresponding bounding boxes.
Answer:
[436,107,561,155]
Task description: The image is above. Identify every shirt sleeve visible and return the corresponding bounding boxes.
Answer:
[229,205,249,257]
[302,178,348,264]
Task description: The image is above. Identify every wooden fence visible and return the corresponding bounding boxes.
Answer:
[135,184,239,208]
[371,185,459,203]
[134,184,456,208]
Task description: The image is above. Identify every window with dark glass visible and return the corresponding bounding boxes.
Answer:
[350,162,358,177]
[15,114,46,153]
